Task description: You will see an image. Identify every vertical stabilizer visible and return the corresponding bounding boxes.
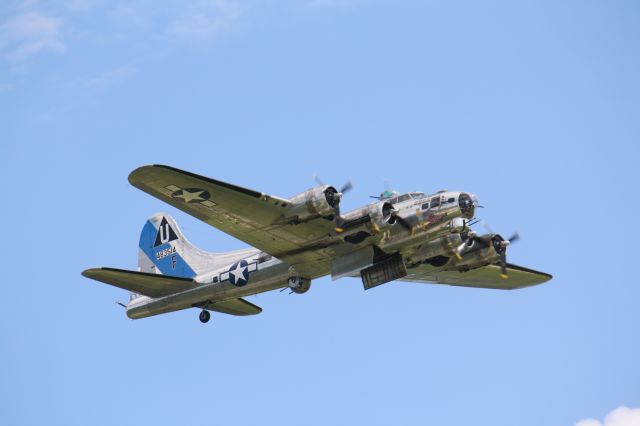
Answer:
[137,213,260,278]
[138,214,198,277]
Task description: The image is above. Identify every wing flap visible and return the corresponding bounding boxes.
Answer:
[401,263,552,290]
[82,267,198,298]
[197,298,262,316]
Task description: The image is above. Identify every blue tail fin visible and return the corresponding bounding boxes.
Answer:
[137,214,199,278]
[137,213,262,279]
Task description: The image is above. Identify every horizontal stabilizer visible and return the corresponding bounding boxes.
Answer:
[196,298,262,316]
[82,267,198,298]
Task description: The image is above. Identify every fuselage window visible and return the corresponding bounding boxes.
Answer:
[447,197,455,203]
[430,197,441,208]
[421,203,429,210]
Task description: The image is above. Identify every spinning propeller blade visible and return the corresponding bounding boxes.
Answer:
[497,232,520,279]
[391,211,413,232]
[340,181,353,194]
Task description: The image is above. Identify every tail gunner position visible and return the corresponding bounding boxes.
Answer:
[83,165,552,324]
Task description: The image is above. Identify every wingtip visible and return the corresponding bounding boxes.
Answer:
[127,165,154,186]
[81,268,102,279]
[128,164,179,186]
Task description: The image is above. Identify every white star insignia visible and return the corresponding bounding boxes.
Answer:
[230,262,248,283]
[176,189,205,203]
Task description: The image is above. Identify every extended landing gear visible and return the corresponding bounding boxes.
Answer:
[199,310,211,323]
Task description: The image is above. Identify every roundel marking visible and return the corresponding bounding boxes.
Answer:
[228,260,250,286]
[171,188,211,204]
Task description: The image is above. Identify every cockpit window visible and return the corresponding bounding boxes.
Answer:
[409,192,425,198]
[447,197,455,203]
[430,196,441,208]
[395,194,412,203]
[421,203,429,210]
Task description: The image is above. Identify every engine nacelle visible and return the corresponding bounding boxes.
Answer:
[284,186,339,222]
[338,201,395,234]
[449,245,500,271]
[405,233,463,265]
[366,201,395,230]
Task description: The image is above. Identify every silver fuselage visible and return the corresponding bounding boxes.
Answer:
[127,190,474,319]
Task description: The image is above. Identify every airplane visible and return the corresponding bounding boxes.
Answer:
[82,165,552,324]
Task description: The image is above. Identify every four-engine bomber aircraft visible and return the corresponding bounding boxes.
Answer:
[82,165,552,323]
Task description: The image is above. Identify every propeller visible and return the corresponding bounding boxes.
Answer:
[494,232,520,279]
[332,181,353,210]
[506,232,520,244]
[453,219,521,278]
[314,174,353,209]
[314,174,352,194]
[314,174,354,221]
[388,209,414,233]
[454,230,476,260]
[313,174,325,186]
[479,219,494,234]
[339,181,353,194]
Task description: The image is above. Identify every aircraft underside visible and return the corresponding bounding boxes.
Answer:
[82,165,552,324]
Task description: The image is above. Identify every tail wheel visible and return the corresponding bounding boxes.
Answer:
[199,310,211,323]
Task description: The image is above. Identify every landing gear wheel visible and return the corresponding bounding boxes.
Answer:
[199,310,211,323]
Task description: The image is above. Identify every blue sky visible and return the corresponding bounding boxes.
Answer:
[2,1,639,425]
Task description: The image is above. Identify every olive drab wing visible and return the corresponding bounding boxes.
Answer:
[82,165,552,324]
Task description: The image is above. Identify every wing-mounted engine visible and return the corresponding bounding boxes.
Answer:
[283,185,341,223]
[404,232,496,270]
[448,234,502,270]
[405,219,521,279]
[405,233,464,267]
[452,232,520,278]
[336,201,396,237]
[371,202,396,230]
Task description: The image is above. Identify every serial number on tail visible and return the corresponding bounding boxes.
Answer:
[156,246,176,260]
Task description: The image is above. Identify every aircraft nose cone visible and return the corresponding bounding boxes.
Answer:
[458,192,476,218]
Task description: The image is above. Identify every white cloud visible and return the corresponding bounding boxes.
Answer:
[577,420,604,426]
[0,12,65,65]
[168,0,244,43]
[576,406,640,426]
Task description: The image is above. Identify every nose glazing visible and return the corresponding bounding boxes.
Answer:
[458,193,475,218]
